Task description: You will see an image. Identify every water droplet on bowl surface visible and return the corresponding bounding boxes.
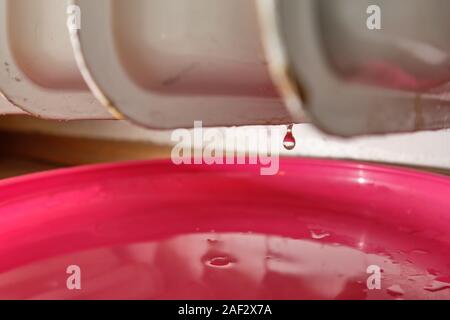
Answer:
[411,249,428,255]
[204,256,235,268]
[310,230,330,240]
[207,238,219,245]
[387,285,405,297]
[424,280,450,292]
[427,268,440,276]
[407,274,425,282]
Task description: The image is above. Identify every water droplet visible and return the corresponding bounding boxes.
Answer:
[331,242,341,247]
[387,285,405,297]
[427,268,440,276]
[283,124,296,151]
[407,274,424,282]
[204,256,235,268]
[411,249,428,255]
[207,238,219,245]
[310,230,330,240]
[424,280,450,292]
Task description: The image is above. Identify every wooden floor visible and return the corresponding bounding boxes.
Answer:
[0,156,60,180]
[0,130,172,180]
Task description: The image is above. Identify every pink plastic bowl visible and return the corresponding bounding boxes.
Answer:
[0,158,449,300]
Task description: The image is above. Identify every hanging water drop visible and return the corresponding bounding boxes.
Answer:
[283,124,296,151]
